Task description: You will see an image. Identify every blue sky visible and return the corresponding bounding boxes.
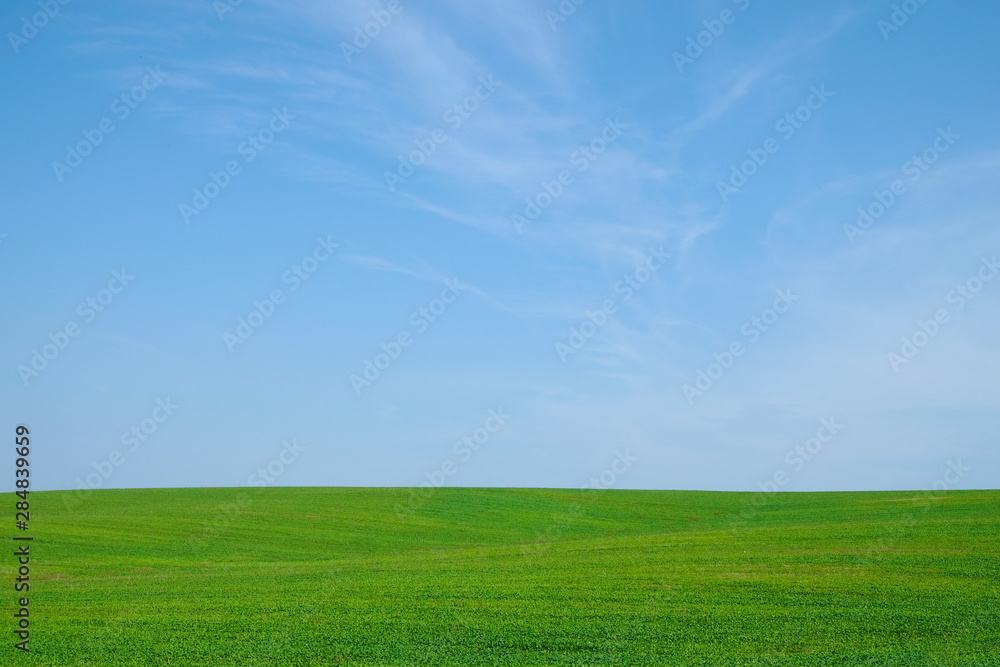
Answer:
[2,0,998,494]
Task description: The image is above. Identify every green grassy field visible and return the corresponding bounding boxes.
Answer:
[9,487,999,665]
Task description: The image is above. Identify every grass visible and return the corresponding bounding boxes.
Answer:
[10,487,999,665]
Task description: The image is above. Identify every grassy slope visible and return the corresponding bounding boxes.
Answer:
[11,487,1000,666]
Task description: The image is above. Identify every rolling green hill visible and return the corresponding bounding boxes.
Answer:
[10,487,999,665]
